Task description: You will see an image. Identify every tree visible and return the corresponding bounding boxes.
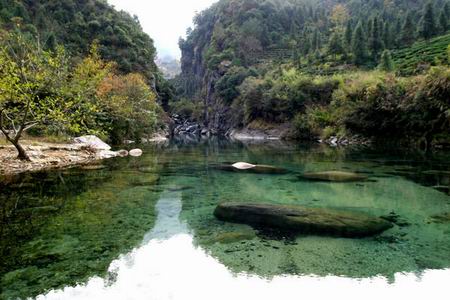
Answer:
[369,16,384,61]
[419,1,437,40]
[97,73,159,142]
[352,22,368,65]
[328,32,344,58]
[379,50,394,71]
[0,33,69,160]
[438,10,448,34]
[401,12,415,46]
[330,4,349,32]
[312,28,321,51]
[382,21,393,49]
[344,21,353,48]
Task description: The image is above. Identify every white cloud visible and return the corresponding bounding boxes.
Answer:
[107,0,218,59]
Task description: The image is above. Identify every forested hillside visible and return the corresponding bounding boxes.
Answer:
[0,0,158,80]
[0,0,169,156]
[174,0,450,147]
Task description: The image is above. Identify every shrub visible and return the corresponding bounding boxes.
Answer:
[170,98,204,122]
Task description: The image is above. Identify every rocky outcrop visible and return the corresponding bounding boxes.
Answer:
[0,136,126,176]
[299,171,368,182]
[228,129,281,141]
[214,202,393,238]
[318,135,372,147]
[172,115,205,137]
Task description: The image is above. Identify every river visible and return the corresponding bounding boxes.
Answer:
[1,138,449,299]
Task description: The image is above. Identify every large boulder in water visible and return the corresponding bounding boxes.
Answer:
[214,202,392,238]
[217,162,288,174]
[299,171,368,182]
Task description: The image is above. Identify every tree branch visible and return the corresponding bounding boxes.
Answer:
[14,97,32,143]
[3,111,17,135]
[0,110,13,142]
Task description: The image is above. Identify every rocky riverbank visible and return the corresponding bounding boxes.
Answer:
[170,115,372,147]
[0,136,135,176]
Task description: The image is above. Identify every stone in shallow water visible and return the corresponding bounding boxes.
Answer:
[129,149,143,157]
[232,162,256,170]
[117,150,129,157]
[80,164,107,171]
[214,202,393,238]
[430,212,450,223]
[212,231,255,244]
[217,163,288,175]
[299,171,368,182]
[129,175,160,187]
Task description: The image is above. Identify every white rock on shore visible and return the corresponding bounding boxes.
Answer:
[73,135,111,150]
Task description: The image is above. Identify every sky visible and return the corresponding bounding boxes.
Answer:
[107,0,218,59]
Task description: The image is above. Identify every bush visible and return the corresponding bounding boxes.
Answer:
[170,98,204,122]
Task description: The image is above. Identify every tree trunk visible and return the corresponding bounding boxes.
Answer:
[12,140,30,161]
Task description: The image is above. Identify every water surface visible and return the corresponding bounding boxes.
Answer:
[1,139,449,299]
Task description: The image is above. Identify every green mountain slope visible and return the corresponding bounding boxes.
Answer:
[0,0,157,80]
[173,0,450,147]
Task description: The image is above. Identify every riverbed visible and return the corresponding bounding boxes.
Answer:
[1,139,449,299]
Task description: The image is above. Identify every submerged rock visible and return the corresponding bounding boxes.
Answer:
[138,166,157,173]
[129,149,143,157]
[299,171,368,182]
[214,202,392,238]
[217,162,288,174]
[213,231,255,244]
[80,164,107,171]
[129,175,160,187]
[430,212,450,224]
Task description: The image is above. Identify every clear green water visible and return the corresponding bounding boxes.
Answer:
[0,139,449,299]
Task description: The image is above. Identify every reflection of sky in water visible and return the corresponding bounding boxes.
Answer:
[36,189,450,300]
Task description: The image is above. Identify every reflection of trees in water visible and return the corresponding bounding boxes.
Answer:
[0,163,162,300]
[0,170,109,258]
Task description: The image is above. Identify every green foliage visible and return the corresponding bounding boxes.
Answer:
[170,98,204,122]
[328,32,344,58]
[401,12,416,46]
[238,68,339,125]
[215,67,257,103]
[97,73,161,144]
[352,22,368,65]
[180,0,449,81]
[392,33,450,75]
[0,31,81,158]
[0,0,158,81]
[419,1,438,40]
[173,0,450,147]
[0,31,162,155]
[379,50,395,71]
[369,16,385,61]
[293,106,335,140]
[329,67,450,145]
